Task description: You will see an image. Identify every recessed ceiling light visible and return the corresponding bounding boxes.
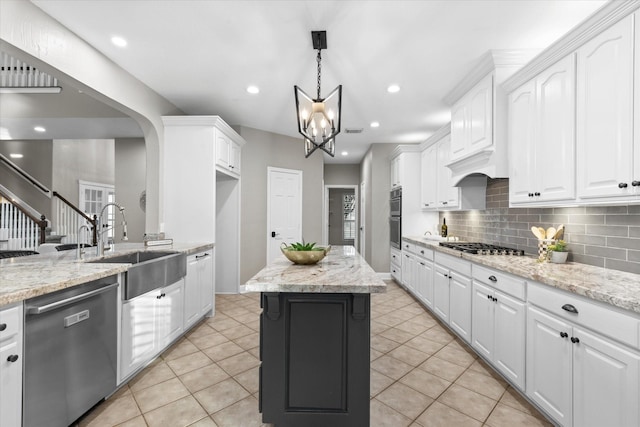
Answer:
[370,121,380,128]
[341,151,348,156]
[387,84,400,93]
[9,153,23,159]
[34,126,46,132]
[111,36,128,47]
[246,85,260,94]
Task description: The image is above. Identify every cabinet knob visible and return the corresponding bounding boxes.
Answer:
[528,193,534,197]
[570,336,580,344]
[487,294,492,300]
[560,332,568,338]
[443,273,449,278]
[618,182,628,189]
[534,192,541,196]
[561,304,579,314]
[488,275,497,282]
[632,181,640,187]
[7,354,18,363]
[492,296,498,302]
[442,201,448,205]
[0,323,6,331]
[420,250,424,255]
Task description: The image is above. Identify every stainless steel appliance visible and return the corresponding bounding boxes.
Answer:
[390,188,402,249]
[23,276,118,427]
[439,242,525,256]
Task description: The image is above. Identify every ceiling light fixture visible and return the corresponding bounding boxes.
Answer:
[247,85,260,94]
[387,84,400,93]
[111,36,128,47]
[9,153,23,159]
[341,151,348,156]
[294,30,342,158]
[34,126,46,132]
[370,121,380,128]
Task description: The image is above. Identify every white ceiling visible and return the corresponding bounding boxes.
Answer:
[4,1,607,163]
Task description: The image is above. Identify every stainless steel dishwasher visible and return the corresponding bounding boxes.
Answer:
[23,275,119,427]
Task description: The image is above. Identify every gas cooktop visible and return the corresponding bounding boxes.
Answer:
[439,242,525,256]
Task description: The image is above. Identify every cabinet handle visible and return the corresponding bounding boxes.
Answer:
[392,255,396,259]
[420,262,425,266]
[196,253,210,259]
[560,332,568,338]
[561,304,579,314]
[488,275,497,282]
[157,294,162,299]
[443,273,449,278]
[7,354,19,363]
[618,182,628,189]
[570,336,580,344]
[424,203,429,206]
[157,292,166,299]
[0,323,6,331]
[534,192,541,196]
[487,294,492,300]
[632,181,640,187]
[442,201,448,205]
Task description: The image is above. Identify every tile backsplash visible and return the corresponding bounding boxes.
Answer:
[439,178,640,275]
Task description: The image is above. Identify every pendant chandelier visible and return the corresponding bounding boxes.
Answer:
[294,31,342,158]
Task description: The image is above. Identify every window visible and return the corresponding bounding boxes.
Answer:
[343,194,356,240]
[79,181,115,241]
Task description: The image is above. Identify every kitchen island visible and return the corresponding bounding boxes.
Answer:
[242,245,386,427]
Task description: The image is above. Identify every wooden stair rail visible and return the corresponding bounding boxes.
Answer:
[52,192,98,245]
[0,154,50,195]
[0,187,47,245]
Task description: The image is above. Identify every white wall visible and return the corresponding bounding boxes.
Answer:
[324,164,360,186]
[115,138,146,242]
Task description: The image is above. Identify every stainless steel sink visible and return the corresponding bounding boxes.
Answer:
[89,251,186,300]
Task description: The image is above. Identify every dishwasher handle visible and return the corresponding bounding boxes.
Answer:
[26,282,119,315]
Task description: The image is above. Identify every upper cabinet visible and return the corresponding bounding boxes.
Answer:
[420,144,438,209]
[390,154,405,189]
[216,131,242,177]
[509,55,576,205]
[450,73,493,162]
[576,15,635,201]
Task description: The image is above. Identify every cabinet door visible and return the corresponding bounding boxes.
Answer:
[437,137,459,208]
[635,11,640,195]
[577,16,634,199]
[216,133,230,168]
[402,252,415,292]
[420,146,438,209]
[450,103,468,161]
[471,281,494,360]
[229,142,241,174]
[467,73,493,155]
[121,292,158,380]
[415,259,434,308]
[508,80,537,204]
[0,338,22,427]
[493,292,526,391]
[526,306,573,427]
[184,255,200,328]
[449,271,472,343]
[158,279,184,349]
[536,55,576,202]
[199,253,214,316]
[573,327,640,427]
[433,265,450,323]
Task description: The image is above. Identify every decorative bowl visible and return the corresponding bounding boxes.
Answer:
[280,245,331,265]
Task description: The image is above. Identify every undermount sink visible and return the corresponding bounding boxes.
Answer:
[89,250,186,300]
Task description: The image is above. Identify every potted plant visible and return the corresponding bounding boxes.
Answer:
[547,240,568,263]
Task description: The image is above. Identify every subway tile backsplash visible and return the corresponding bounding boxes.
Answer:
[439,178,640,275]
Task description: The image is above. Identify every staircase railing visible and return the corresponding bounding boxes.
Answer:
[52,192,97,246]
[0,189,47,251]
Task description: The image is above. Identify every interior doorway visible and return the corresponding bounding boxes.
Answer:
[324,185,358,252]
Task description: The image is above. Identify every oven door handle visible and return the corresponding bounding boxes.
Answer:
[26,282,119,315]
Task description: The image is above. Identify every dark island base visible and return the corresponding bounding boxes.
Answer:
[259,292,371,427]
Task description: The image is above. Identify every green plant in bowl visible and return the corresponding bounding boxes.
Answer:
[281,241,331,264]
[547,240,569,263]
[547,240,567,252]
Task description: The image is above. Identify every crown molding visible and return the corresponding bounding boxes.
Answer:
[502,1,640,93]
[420,123,451,150]
[162,115,246,146]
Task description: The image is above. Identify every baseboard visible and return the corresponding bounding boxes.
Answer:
[377,272,392,280]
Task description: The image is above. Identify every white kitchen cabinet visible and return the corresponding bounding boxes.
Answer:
[635,10,640,197]
[436,137,459,209]
[509,55,576,205]
[420,144,438,209]
[433,253,471,336]
[184,251,214,329]
[450,73,493,162]
[448,271,472,343]
[527,281,640,427]
[576,16,635,201]
[216,131,242,177]
[390,247,402,283]
[401,250,416,293]
[433,265,450,323]
[121,279,185,382]
[471,266,526,390]
[414,257,434,309]
[0,303,22,427]
[390,154,403,188]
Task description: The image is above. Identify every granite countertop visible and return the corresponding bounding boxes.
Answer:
[403,236,640,315]
[0,242,214,306]
[241,245,386,294]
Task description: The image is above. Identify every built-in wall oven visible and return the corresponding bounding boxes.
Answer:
[390,187,402,249]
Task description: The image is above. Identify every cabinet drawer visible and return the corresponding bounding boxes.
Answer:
[390,248,402,267]
[414,245,434,261]
[401,240,415,253]
[0,304,21,341]
[472,264,526,301]
[435,252,471,276]
[528,281,640,349]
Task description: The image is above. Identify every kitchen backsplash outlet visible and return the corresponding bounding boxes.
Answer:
[440,178,640,275]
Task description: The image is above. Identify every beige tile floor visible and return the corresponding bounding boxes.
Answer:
[77,281,552,427]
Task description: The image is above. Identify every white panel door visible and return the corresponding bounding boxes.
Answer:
[450,103,467,161]
[267,168,302,264]
[471,281,494,360]
[577,16,634,199]
[493,291,526,390]
[416,258,434,308]
[420,145,438,209]
[526,306,573,427]
[573,327,640,427]
[436,137,459,208]
[508,80,537,204]
[468,73,493,154]
[433,265,450,323]
[449,271,472,343]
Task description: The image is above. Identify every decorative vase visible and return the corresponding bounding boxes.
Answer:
[549,251,568,264]
[537,239,553,262]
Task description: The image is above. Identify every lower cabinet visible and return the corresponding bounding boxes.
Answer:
[414,256,434,308]
[401,251,416,293]
[434,253,472,342]
[433,265,451,323]
[0,303,22,427]
[390,247,402,283]
[120,278,185,382]
[184,251,214,329]
[527,284,640,427]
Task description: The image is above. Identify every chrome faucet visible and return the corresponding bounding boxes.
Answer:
[97,202,128,257]
[77,224,90,260]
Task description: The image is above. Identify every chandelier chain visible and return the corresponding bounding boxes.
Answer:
[316,49,322,100]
